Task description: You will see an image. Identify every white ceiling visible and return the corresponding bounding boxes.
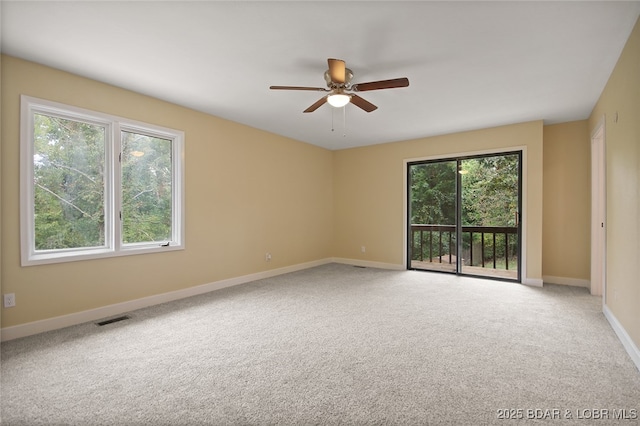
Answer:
[2,1,639,150]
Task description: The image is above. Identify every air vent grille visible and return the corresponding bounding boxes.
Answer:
[96,315,130,326]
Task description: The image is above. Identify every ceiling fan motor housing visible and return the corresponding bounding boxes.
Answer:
[324,68,353,88]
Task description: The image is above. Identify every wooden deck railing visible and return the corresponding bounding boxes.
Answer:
[411,224,518,270]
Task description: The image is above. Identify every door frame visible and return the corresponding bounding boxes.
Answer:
[590,117,606,299]
[404,147,526,282]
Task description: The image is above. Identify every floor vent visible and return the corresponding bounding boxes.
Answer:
[96,315,130,326]
[353,266,366,268]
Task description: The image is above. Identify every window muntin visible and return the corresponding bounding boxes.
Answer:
[21,96,184,265]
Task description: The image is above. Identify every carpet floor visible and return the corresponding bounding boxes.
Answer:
[1,264,639,425]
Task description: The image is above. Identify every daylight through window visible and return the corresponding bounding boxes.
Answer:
[21,96,184,265]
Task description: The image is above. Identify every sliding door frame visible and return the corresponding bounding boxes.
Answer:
[404,147,526,283]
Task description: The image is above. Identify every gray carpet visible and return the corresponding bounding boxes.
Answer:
[1,264,639,425]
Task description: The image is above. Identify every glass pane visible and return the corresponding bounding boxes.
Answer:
[408,161,457,272]
[33,113,106,250]
[460,154,519,279]
[121,131,172,244]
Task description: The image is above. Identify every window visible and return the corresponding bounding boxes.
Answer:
[21,96,184,265]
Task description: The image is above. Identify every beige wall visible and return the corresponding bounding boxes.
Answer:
[589,18,640,349]
[1,56,334,328]
[332,121,544,283]
[542,121,591,284]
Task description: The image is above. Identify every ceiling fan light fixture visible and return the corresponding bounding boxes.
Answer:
[327,93,351,108]
[270,58,408,113]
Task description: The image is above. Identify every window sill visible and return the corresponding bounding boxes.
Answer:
[22,244,184,267]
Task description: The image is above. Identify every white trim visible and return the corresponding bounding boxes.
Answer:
[402,146,526,164]
[520,147,529,282]
[331,257,405,270]
[590,114,607,141]
[402,161,409,268]
[333,256,543,285]
[543,275,590,288]
[603,305,640,372]
[0,258,333,341]
[522,278,543,287]
[590,116,606,298]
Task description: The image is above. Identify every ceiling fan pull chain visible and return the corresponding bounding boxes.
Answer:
[343,104,347,137]
[331,107,335,132]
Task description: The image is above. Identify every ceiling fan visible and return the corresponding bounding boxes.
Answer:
[270,58,409,113]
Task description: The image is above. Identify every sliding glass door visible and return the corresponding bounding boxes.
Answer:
[408,160,457,273]
[408,151,521,282]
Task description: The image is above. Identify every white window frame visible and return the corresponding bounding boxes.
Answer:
[20,95,185,266]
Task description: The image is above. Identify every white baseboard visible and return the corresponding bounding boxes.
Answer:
[0,258,333,342]
[334,258,546,287]
[522,277,544,287]
[603,305,640,372]
[331,257,405,271]
[543,275,590,288]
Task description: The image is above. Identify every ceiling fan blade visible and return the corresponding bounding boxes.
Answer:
[351,77,409,92]
[350,94,378,113]
[303,96,328,113]
[270,86,327,91]
[328,58,346,84]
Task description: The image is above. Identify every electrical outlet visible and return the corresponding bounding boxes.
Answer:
[361,246,366,253]
[3,293,16,308]
[265,252,272,262]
